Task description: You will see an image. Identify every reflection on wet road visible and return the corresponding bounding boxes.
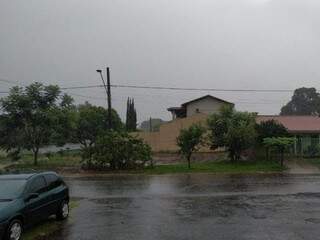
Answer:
[53,174,320,240]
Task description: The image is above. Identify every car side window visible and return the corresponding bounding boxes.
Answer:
[45,174,62,191]
[28,176,47,194]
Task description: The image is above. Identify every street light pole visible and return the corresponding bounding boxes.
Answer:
[106,67,112,129]
[96,68,112,129]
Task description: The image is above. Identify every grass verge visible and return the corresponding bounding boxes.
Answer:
[2,152,82,171]
[24,219,62,240]
[144,161,285,174]
[2,152,285,175]
[23,200,78,240]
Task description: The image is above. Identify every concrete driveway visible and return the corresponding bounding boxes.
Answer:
[52,174,320,240]
[285,159,320,174]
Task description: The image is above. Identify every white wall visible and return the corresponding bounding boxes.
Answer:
[186,98,228,117]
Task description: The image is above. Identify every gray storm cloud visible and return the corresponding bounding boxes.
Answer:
[0,0,319,122]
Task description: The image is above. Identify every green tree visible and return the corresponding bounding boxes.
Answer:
[263,137,295,167]
[0,114,24,161]
[207,105,257,162]
[256,120,290,160]
[50,94,77,146]
[256,120,289,143]
[74,102,123,165]
[91,131,152,170]
[281,87,320,115]
[0,83,73,165]
[176,123,206,169]
[126,98,137,131]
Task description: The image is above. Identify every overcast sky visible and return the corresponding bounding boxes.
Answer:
[1,0,320,123]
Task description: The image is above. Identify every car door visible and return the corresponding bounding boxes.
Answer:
[44,174,65,215]
[24,176,51,224]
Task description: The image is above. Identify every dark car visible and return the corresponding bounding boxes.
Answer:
[0,172,69,240]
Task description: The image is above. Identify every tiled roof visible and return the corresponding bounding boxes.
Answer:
[256,115,320,133]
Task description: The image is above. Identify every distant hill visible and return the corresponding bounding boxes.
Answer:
[139,118,167,132]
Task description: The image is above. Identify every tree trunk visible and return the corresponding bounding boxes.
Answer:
[187,154,191,169]
[229,151,235,162]
[235,153,240,162]
[110,159,116,170]
[88,148,92,168]
[232,151,240,162]
[87,143,94,168]
[33,148,39,166]
[280,149,284,167]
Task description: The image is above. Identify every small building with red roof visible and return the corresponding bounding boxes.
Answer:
[256,115,320,155]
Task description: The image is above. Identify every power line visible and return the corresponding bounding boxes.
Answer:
[67,92,106,100]
[0,87,290,104]
[0,76,294,105]
[0,78,17,85]
[0,75,298,92]
[61,84,294,93]
[61,85,102,90]
[113,85,294,93]
[0,77,26,86]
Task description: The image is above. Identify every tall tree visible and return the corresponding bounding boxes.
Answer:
[126,98,137,131]
[50,94,77,146]
[0,83,74,165]
[0,114,24,156]
[281,87,320,115]
[207,105,257,162]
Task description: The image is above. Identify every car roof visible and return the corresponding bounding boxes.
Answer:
[0,171,58,180]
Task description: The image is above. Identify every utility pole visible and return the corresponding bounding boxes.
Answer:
[149,117,152,132]
[106,67,112,129]
[96,67,112,129]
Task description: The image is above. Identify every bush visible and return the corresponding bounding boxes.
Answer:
[44,152,53,159]
[256,120,290,144]
[83,131,152,170]
[7,149,21,162]
[57,149,65,157]
[176,123,206,169]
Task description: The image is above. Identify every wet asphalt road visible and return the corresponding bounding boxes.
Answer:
[52,174,320,240]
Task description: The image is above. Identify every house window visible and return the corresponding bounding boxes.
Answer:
[196,108,200,113]
[311,134,319,146]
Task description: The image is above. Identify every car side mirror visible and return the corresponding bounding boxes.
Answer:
[25,193,39,202]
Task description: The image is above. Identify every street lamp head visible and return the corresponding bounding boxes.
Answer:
[96,69,102,73]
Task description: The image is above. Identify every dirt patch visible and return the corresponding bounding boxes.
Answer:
[153,152,226,164]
